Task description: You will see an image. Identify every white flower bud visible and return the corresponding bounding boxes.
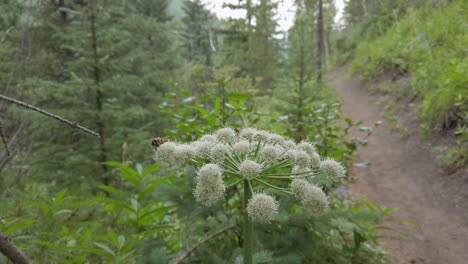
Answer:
[298,141,317,155]
[282,139,297,150]
[253,130,270,142]
[301,185,328,215]
[175,144,196,163]
[240,128,258,140]
[269,134,285,145]
[291,179,328,215]
[284,149,297,160]
[215,128,237,144]
[210,143,231,163]
[233,140,251,156]
[290,178,310,198]
[294,150,311,168]
[320,158,346,183]
[260,145,279,163]
[239,160,262,180]
[200,134,217,143]
[246,193,279,223]
[310,152,321,168]
[191,141,213,158]
[194,164,226,206]
[153,142,178,164]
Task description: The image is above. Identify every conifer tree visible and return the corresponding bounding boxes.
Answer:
[1,0,180,187]
[222,0,280,91]
[181,0,214,66]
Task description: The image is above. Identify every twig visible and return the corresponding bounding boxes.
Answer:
[0,94,100,138]
[0,230,32,264]
[0,120,9,156]
[174,224,237,264]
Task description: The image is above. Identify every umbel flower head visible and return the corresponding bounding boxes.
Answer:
[153,127,347,222]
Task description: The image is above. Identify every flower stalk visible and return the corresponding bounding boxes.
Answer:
[243,180,253,264]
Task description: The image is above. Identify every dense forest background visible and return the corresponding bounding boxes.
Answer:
[0,0,466,263]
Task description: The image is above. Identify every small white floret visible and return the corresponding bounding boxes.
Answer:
[215,128,237,143]
[200,134,217,143]
[233,140,251,156]
[210,144,231,164]
[294,150,311,168]
[320,158,346,183]
[193,164,226,206]
[268,134,285,145]
[260,145,280,163]
[298,141,317,155]
[301,185,328,215]
[240,128,258,140]
[310,152,321,168]
[175,144,196,163]
[153,142,178,164]
[239,160,262,180]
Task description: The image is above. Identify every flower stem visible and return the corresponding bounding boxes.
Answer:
[243,180,253,264]
[227,178,243,188]
[254,178,294,195]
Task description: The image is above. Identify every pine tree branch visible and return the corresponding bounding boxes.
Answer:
[174,224,237,264]
[0,94,100,138]
[0,230,32,264]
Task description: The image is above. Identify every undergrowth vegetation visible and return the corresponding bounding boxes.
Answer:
[350,2,467,133]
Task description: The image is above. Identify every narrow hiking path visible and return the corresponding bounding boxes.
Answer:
[329,68,468,264]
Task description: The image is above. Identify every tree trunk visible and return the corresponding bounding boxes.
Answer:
[316,0,325,85]
[89,0,109,183]
[297,23,306,140]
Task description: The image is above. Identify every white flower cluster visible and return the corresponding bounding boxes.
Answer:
[246,193,279,223]
[153,127,347,222]
[193,164,226,206]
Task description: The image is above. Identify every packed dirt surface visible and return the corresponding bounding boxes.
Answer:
[329,68,468,264]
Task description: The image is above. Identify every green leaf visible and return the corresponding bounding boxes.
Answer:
[226,92,250,100]
[98,185,127,196]
[140,163,160,178]
[94,242,116,257]
[103,162,140,187]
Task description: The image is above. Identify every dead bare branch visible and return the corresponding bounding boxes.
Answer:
[0,94,100,138]
[174,224,237,264]
[0,230,32,264]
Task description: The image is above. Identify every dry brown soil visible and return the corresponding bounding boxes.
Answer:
[329,68,468,264]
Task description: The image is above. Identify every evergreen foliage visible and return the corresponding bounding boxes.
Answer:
[181,0,214,65]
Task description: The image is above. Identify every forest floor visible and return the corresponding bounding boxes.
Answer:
[329,68,468,264]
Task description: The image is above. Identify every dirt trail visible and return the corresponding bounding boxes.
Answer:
[329,68,468,264]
